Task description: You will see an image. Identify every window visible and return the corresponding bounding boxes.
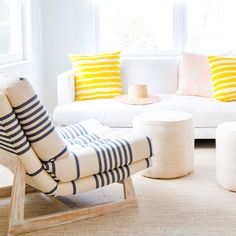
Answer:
[96,0,174,55]
[186,0,236,52]
[0,0,23,64]
[96,0,236,56]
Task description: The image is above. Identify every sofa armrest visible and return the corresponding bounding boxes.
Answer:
[57,70,75,105]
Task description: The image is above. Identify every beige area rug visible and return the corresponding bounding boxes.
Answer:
[1,140,236,236]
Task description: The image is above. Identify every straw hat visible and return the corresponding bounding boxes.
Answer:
[116,84,160,105]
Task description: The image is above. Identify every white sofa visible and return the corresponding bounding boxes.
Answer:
[53,57,236,139]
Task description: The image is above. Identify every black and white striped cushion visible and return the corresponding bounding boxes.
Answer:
[0,94,30,155]
[5,78,71,162]
[0,93,58,194]
[44,122,152,183]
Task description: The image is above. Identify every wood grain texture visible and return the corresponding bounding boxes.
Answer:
[8,160,26,234]
[10,199,138,235]
[2,159,139,236]
[122,177,136,200]
[0,154,17,173]
[0,185,38,198]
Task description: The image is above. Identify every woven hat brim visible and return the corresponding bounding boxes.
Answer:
[115,94,161,105]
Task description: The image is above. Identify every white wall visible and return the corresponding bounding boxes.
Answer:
[0,60,43,96]
[40,0,96,112]
[0,0,43,99]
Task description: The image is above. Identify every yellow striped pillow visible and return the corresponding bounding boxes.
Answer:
[208,56,236,102]
[69,51,122,101]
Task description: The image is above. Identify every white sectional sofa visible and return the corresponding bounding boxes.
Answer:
[53,57,236,139]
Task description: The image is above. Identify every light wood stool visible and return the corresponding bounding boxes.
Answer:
[133,111,194,179]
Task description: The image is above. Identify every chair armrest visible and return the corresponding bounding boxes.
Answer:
[57,70,75,105]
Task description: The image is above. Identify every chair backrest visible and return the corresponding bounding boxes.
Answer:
[0,77,71,194]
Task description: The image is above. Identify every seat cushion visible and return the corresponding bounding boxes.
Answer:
[54,158,151,196]
[53,94,236,128]
[43,120,152,182]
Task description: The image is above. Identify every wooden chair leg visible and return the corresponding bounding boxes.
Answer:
[122,177,136,200]
[8,159,26,236]
[5,173,138,235]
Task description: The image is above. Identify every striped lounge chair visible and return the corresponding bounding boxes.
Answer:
[0,77,152,235]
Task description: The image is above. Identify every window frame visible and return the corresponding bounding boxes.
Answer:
[0,0,23,65]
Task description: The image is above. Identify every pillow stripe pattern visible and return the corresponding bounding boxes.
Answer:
[69,51,122,101]
[208,56,236,102]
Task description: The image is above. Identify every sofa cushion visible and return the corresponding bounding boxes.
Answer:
[53,94,236,128]
[121,57,178,94]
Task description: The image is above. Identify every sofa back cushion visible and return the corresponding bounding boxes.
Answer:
[69,51,122,101]
[208,55,236,102]
[121,57,178,94]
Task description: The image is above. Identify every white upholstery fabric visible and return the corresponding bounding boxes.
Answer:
[57,70,75,105]
[194,128,216,139]
[57,57,178,105]
[121,57,178,94]
[55,57,236,139]
[53,94,236,129]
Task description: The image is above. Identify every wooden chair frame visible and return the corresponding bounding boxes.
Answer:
[0,158,139,236]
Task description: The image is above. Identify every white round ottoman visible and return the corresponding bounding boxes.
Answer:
[133,111,194,179]
[216,122,236,191]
